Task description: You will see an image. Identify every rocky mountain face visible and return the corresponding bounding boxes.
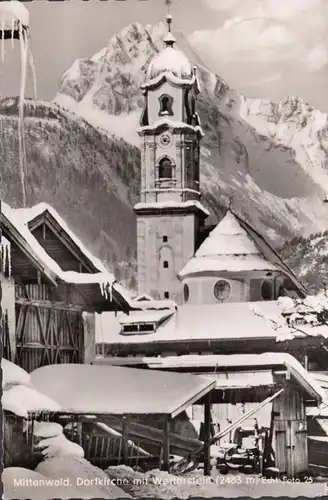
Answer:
[3,22,328,292]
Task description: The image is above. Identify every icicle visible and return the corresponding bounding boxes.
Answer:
[11,18,14,49]
[1,20,5,63]
[25,418,29,443]
[27,30,37,103]
[18,22,28,207]
[109,281,113,303]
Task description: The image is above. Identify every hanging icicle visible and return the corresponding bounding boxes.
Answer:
[18,22,28,207]
[1,20,5,63]
[11,18,14,49]
[1,235,11,277]
[0,2,32,208]
[27,30,37,103]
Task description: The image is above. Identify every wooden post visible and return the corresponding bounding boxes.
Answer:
[76,416,83,447]
[203,392,211,476]
[162,417,171,471]
[122,417,129,464]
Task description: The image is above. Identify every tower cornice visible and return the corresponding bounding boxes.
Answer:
[141,71,200,93]
[134,200,209,218]
[138,119,204,138]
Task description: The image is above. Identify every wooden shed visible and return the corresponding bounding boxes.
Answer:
[95,353,325,478]
[0,201,134,372]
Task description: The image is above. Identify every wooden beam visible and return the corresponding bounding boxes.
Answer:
[203,392,211,476]
[122,417,129,464]
[162,417,171,472]
[15,297,87,312]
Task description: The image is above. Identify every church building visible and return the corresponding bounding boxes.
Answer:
[134,15,306,306]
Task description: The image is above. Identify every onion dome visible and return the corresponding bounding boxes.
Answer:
[146,15,193,81]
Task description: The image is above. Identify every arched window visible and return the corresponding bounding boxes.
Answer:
[159,94,173,116]
[183,284,190,303]
[158,157,174,179]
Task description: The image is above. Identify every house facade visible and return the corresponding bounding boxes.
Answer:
[0,201,134,372]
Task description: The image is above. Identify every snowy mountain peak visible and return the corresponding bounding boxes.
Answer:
[54,22,328,246]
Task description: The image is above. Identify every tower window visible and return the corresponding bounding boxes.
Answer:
[163,235,168,242]
[158,157,174,179]
[163,261,169,268]
[164,291,169,299]
[159,94,173,116]
[184,284,190,303]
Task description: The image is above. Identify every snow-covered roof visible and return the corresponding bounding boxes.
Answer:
[14,202,108,273]
[2,358,31,389]
[30,363,216,417]
[180,211,280,278]
[146,46,193,82]
[134,200,209,217]
[0,1,29,26]
[98,300,287,345]
[128,353,325,402]
[1,201,135,311]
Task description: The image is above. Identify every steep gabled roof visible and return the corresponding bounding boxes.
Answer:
[234,211,308,297]
[179,210,308,297]
[1,201,133,313]
[13,202,108,273]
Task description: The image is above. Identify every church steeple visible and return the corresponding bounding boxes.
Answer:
[134,11,208,304]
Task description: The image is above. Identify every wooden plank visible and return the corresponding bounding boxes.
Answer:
[16,298,86,312]
[122,418,129,464]
[162,418,170,472]
[203,393,211,476]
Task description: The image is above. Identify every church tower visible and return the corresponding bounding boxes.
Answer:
[134,15,209,304]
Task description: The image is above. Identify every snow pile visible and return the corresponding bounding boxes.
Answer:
[2,358,31,389]
[275,294,328,338]
[3,467,84,500]
[2,359,61,418]
[33,420,85,459]
[36,433,85,459]
[3,385,60,418]
[33,421,64,438]
[106,465,219,498]
[36,456,130,499]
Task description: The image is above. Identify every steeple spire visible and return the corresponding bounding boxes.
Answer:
[163,0,175,46]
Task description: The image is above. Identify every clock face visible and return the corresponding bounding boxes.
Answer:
[159,132,172,148]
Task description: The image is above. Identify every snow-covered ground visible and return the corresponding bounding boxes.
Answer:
[105,465,328,498]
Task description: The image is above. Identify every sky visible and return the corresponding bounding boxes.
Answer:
[1,0,328,111]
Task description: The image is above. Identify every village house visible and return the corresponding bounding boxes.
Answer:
[0,200,147,373]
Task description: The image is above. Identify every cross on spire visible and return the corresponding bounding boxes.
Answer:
[165,0,172,16]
